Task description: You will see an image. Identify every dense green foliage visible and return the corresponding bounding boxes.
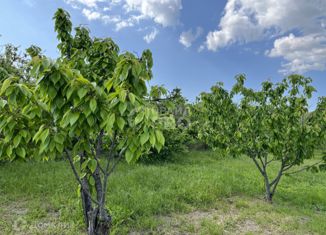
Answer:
[144,87,192,162]
[197,74,326,201]
[0,8,170,234]
[0,44,29,82]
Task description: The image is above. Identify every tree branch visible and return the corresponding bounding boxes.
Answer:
[270,158,285,193]
[145,94,178,102]
[285,160,323,175]
[107,147,126,177]
[65,149,99,205]
[266,158,276,165]
[252,156,265,176]
[98,133,117,215]
[89,137,105,174]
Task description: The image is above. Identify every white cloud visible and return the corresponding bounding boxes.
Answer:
[266,34,326,74]
[65,0,183,42]
[143,28,159,43]
[65,0,182,28]
[179,27,203,48]
[204,0,326,73]
[82,8,101,20]
[124,0,182,27]
[101,15,121,24]
[65,0,101,8]
[115,19,134,30]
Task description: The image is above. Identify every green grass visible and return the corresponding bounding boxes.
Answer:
[0,151,326,234]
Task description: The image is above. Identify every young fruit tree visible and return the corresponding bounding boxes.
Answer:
[0,9,170,235]
[198,74,326,202]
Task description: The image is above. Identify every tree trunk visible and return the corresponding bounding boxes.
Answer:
[88,164,112,235]
[87,207,112,235]
[80,153,93,226]
[81,177,92,226]
[83,166,112,235]
[263,173,273,203]
[264,181,273,203]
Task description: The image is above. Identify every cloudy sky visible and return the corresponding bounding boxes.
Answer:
[1,0,325,105]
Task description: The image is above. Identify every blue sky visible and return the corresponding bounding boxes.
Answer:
[1,0,325,106]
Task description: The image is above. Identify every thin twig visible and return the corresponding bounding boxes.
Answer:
[266,159,276,165]
[89,143,105,174]
[285,160,323,175]
[99,133,117,211]
[107,148,126,177]
[65,149,99,205]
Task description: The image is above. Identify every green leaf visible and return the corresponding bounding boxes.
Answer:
[117,117,125,130]
[48,86,57,100]
[119,90,127,102]
[0,78,12,95]
[155,142,162,152]
[78,87,88,99]
[128,93,135,104]
[140,131,149,145]
[51,71,61,85]
[0,99,7,108]
[81,159,89,171]
[69,112,80,126]
[77,185,81,197]
[55,143,64,153]
[73,155,80,163]
[149,132,156,146]
[19,84,32,98]
[33,125,45,143]
[6,145,13,156]
[39,138,50,153]
[90,99,97,113]
[66,87,74,100]
[107,113,115,129]
[88,159,97,173]
[84,105,92,117]
[150,109,158,121]
[155,130,165,145]
[16,147,26,159]
[87,115,95,127]
[89,177,95,186]
[132,62,141,76]
[40,129,50,143]
[125,149,133,163]
[134,112,144,125]
[13,135,22,148]
[19,130,28,138]
[54,133,65,145]
[105,79,113,92]
[119,102,127,115]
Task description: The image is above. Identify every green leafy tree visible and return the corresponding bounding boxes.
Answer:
[199,74,325,202]
[0,43,31,82]
[188,98,211,150]
[145,86,192,161]
[0,9,168,234]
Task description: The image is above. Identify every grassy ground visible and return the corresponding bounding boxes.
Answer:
[0,151,326,234]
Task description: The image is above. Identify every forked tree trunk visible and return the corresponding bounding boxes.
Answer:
[80,178,112,235]
[252,155,284,204]
[87,207,112,235]
[80,163,112,235]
